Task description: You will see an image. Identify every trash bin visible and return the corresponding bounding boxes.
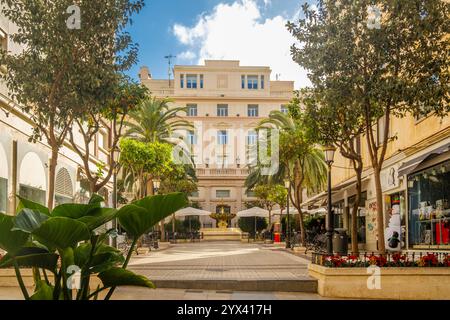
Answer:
[274,232,281,243]
[332,229,348,255]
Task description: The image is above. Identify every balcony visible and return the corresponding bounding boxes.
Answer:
[196,168,249,177]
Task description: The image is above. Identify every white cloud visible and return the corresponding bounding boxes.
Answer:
[172,0,310,89]
[178,50,197,61]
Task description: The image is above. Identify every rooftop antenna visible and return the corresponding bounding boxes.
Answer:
[164,54,176,87]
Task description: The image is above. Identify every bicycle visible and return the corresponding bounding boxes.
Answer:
[117,233,139,257]
[304,231,327,254]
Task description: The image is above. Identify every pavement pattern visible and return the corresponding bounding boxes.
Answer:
[0,242,333,300]
[128,242,312,281]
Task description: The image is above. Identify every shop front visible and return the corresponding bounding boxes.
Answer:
[407,155,450,250]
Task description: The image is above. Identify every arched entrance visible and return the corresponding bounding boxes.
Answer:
[19,152,47,205]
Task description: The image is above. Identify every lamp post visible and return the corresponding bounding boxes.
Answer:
[284,178,291,249]
[153,178,163,240]
[112,146,120,248]
[323,145,336,255]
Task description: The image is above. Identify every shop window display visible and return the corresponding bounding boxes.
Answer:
[384,192,406,250]
[408,160,450,248]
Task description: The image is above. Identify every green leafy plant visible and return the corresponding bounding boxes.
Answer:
[0,192,187,300]
[238,217,268,235]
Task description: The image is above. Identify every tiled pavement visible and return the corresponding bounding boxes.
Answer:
[0,242,334,300]
[128,242,312,281]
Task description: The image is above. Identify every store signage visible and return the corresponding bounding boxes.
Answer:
[381,165,400,192]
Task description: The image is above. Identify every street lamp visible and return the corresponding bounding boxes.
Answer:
[152,177,161,193]
[152,177,164,241]
[323,145,336,255]
[284,178,291,249]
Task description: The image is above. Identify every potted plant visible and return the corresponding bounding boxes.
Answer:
[0,192,187,300]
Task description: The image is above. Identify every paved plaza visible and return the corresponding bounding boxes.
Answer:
[125,241,321,296]
[129,241,311,281]
[0,242,332,300]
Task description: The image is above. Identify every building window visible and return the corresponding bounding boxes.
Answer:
[377,115,388,146]
[246,190,256,198]
[180,74,184,88]
[200,74,204,89]
[98,130,109,150]
[217,130,228,145]
[247,130,258,145]
[216,154,228,167]
[55,168,74,206]
[247,105,259,117]
[348,191,368,244]
[187,104,197,117]
[187,130,197,145]
[261,75,265,89]
[190,191,199,198]
[332,200,345,229]
[281,105,288,114]
[19,185,46,205]
[217,104,228,117]
[187,74,197,89]
[353,135,361,155]
[0,177,7,213]
[247,75,258,89]
[216,190,231,198]
[407,160,450,248]
[241,75,245,89]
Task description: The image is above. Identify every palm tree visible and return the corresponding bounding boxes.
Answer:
[123,97,193,143]
[122,97,195,196]
[249,110,327,245]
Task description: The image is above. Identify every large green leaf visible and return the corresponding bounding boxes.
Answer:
[88,194,105,205]
[33,217,91,249]
[117,193,187,238]
[12,209,49,233]
[74,243,124,274]
[51,203,100,219]
[77,207,117,231]
[0,213,29,255]
[98,268,155,288]
[30,281,54,300]
[16,195,50,216]
[0,247,58,272]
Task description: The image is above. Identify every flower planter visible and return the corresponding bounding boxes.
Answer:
[0,269,102,290]
[308,263,450,300]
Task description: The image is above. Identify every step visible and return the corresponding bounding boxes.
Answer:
[150,279,318,293]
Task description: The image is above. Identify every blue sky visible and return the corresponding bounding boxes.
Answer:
[125,0,315,88]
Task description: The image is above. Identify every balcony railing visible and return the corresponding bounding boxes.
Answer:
[196,168,249,176]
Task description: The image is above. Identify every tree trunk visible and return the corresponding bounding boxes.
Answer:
[351,166,362,254]
[47,147,59,209]
[373,166,386,253]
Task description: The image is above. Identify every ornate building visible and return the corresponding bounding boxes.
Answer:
[140,60,294,225]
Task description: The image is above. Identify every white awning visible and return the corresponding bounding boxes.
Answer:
[272,207,299,215]
[174,207,212,217]
[308,207,327,215]
[236,207,269,218]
